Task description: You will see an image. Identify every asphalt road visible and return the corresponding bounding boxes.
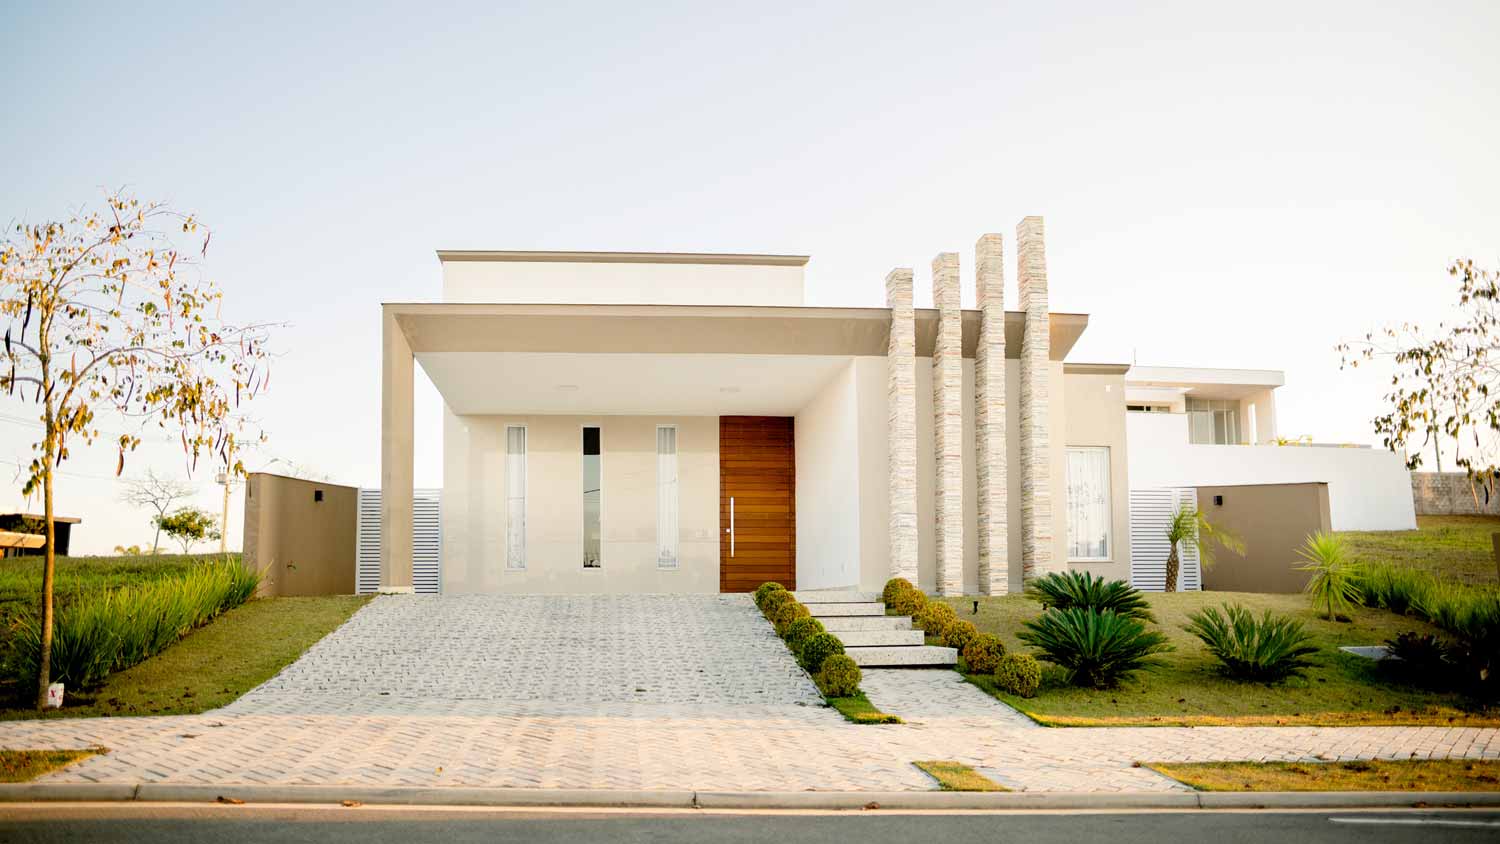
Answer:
[1,805,1498,843]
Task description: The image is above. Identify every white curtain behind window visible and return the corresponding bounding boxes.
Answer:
[1066,447,1110,560]
[506,426,526,570]
[657,426,678,568]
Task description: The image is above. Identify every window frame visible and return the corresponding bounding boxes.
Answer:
[504,424,527,571]
[581,423,603,570]
[656,424,679,570]
[1065,445,1113,563]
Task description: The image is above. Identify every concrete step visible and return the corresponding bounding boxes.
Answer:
[804,602,885,617]
[833,629,926,647]
[844,645,958,668]
[791,590,880,603]
[818,615,912,632]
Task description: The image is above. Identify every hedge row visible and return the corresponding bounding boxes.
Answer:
[754,582,861,698]
[882,576,1041,697]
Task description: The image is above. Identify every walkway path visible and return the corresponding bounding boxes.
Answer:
[1,595,1496,793]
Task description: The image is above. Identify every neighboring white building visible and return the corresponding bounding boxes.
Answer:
[1124,366,1416,531]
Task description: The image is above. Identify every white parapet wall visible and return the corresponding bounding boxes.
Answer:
[1127,413,1416,531]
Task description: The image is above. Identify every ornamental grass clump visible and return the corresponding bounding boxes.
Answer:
[771,600,810,637]
[1019,608,1172,689]
[1025,571,1154,622]
[6,560,260,689]
[942,619,979,653]
[754,582,787,610]
[816,654,862,697]
[800,632,845,674]
[993,652,1042,698]
[1182,603,1319,683]
[1355,563,1433,616]
[915,601,958,636]
[961,632,1006,675]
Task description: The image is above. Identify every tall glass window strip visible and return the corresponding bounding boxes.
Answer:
[1186,397,1242,445]
[1065,446,1111,561]
[656,426,679,569]
[505,426,526,570]
[583,426,602,568]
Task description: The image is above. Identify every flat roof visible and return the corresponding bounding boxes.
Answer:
[0,513,81,524]
[436,250,810,267]
[1126,365,1285,389]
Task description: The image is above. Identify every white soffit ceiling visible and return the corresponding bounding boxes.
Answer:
[416,352,854,416]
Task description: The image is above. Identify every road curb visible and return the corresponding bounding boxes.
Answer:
[2,783,1498,810]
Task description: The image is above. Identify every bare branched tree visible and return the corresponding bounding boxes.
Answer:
[119,468,195,553]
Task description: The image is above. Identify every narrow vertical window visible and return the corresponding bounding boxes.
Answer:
[505,426,526,570]
[583,426,602,568]
[657,426,679,569]
[1065,446,1111,561]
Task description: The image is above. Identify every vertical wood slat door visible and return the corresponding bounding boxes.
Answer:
[719,416,796,592]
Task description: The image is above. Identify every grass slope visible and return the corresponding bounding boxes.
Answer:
[1150,759,1500,792]
[0,553,231,629]
[0,595,368,719]
[1340,515,1500,586]
[940,592,1497,727]
[0,749,102,782]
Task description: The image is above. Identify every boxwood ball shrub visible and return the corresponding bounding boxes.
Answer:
[1182,603,1318,683]
[817,653,862,697]
[887,586,927,617]
[772,600,810,637]
[760,588,795,619]
[754,582,787,610]
[800,632,845,674]
[993,652,1042,698]
[1019,608,1172,689]
[915,601,958,636]
[961,632,1006,675]
[942,619,979,653]
[882,577,915,604]
[785,617,825,655]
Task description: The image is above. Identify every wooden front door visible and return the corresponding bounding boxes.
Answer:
[719,416,795,592]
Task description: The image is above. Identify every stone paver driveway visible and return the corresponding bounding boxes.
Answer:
[2,594,1497,793]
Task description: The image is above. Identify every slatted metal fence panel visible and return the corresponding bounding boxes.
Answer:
[355,488,442,594]
[1129,487,1200,591]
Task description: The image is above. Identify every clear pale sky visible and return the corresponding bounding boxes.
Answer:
[2,1,1497,553]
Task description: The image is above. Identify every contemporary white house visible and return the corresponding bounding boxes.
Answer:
[1124,366,1417,531]
[379,218,1136,597]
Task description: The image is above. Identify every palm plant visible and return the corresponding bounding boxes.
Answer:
[1296,531,1362,621]
[1025,571,1155,622]
[1018,608,1172,689]
[1183,603,1319,682]
[1164,505,1245,592]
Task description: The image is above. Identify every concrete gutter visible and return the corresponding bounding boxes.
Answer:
[2,783,1499,810]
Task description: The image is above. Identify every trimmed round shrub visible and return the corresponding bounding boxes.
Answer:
[887,586,927,617]
[961,632,1006,675]
[993,652,1042,698]
[785,617,826,654]
[754,582,787,610]
[882,577,915,606]
[942,619,979,653]
[800,632,845,673]
[915,601,958,636]
[816,654,862,697]
[772,600,810,637]
[760,589,795,619]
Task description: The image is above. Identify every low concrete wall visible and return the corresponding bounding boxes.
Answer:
[1411,472,1500,515]
[1195,482,1331,594]
[242,473,357,596]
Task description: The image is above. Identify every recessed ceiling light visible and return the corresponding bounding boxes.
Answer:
[557,384,580,391]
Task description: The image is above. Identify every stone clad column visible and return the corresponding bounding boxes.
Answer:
[381,306,415,592]
[1017,217,1054,578]
[974,234,1008,594]
[885,269,919,584]
[931,253,964,596]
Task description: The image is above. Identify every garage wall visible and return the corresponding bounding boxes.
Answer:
[1194,482,1331,594]
[242,473,357,597]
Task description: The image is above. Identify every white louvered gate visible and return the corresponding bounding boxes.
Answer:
[1128,487,1200,591]
[355,488,442,594]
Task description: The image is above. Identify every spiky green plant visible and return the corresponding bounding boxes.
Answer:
[1355,563,1434,615]
[1017,608,1172,689]
[1183,603,1319,682]
[1164,505,1246,592]
[1296,531,1362,621]
[1025,571,1155,622]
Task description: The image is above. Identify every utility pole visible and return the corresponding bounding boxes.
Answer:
[216,471,230,554]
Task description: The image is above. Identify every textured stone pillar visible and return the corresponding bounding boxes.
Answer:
[931,253,964,595]
[885,269,919,584]
[1017,216,1054,579]
[974,234,1009,594]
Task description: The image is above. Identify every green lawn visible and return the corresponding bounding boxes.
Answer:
[1340,515,1500,586]
[828,692,903,724]
[0,594,368,719]
[938,592,1498,727]
[0,553,234,630]
[1149,759,1500,792]
[0,749,102,782]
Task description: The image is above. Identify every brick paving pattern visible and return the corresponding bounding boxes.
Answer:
[2,594,1497,793]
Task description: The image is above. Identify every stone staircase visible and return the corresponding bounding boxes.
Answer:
[793,590,957,668]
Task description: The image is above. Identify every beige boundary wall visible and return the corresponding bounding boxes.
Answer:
[242,473,357,597]
[1194,481,1331,594]
[1411,472,1500,515]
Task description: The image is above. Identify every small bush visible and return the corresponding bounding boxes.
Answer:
[993,652,1042,698]
[882,577,915,605]
[1356,564,1433,615]
[816,653,862,697]
[1183,603,1319,683]
[942,619,979,653]
[754,582,787,610]
[887,586,927,617]
[760,589,795,619]
[961,632,1006,675]
[1383,631,1451,684]
[1025,571,1154,622]
[800,632,845,674]
[914,601,958,636]
[772,600,810,636]
[1018,608,1172,689]
[785,617,825,655]
[1421,589,1499,693]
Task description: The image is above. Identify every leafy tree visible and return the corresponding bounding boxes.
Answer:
[154,506,222,554]
[1339,261,1499,495]
[0,193,272,709]
[114,544,145,556]
[119,468,195,553]
[1164,505,1245,592]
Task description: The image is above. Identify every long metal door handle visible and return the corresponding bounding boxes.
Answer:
[729,497,735,558]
